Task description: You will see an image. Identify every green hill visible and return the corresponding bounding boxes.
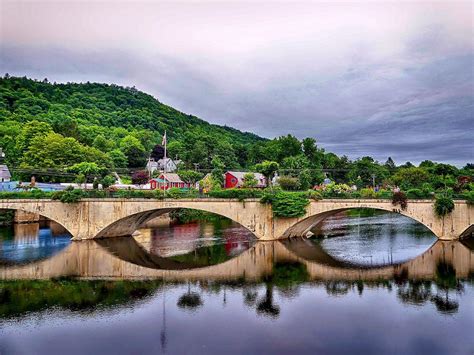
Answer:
[0,75,264,171]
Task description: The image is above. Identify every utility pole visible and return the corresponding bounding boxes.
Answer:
[193,163,199,172]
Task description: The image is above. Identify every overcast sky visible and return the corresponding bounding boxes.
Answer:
[1,1,472,165]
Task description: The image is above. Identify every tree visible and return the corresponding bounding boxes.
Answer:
[347,156,388,187]
[255,161,280,187]
[302,137,317,162]
[178,170,203,186]
[242,173,258,188]
[16,120,53,152]
[92,135,115,152]
[150,144,165,161]
[100,175,116,189]
[277,176,300,190]
[120,135,146,168]
[384,157,396,172]
[391,167,430,190]
[298,169,312,190]
[67,162,102,184]
[131,170,149,186]
[211,156,225,187]
[108,149,128,169]
[433,163,458,177]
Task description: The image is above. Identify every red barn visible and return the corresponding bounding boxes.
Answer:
[224,171,266,189]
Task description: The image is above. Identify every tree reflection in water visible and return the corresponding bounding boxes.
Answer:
[176,282,203,312]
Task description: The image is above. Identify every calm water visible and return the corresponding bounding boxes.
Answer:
[0,210,473,355]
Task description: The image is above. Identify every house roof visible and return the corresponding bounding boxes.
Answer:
[159,173,184,183]
[0,165,11,179]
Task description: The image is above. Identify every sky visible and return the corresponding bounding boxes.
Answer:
[0,0,473,166]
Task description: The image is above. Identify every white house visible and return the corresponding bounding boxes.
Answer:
[0,165,11,182]
[146,158,182,174]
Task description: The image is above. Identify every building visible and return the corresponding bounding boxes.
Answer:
[146,158,182,174]
[224,171,266,189]
[0,164,11,183]
[149,173,191,190]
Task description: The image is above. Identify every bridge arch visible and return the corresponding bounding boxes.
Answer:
[93,204,264,240]
[282,206,439,239]
[0,206,75,238]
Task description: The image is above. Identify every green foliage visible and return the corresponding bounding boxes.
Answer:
[208,188,264,200]
[463,191,474,205]
[406,188,430,199]
[108,149,128,169]
[0,76,263,173]
[320,183,353,198]
[178,170,203,185]
[168,209,226,223]
[0,209,15,225]
[277,176,300,191]
[67,162,103,182]
[307,190,323,201]
[242,172,258,188]
[391,167,430,190]
[0,279,163,318]
[0,189,53,199]
[200,174,220,192]
[434,195,455,217]
[255,161,279,185]
[347,156,388,187]
[120,135,146,168]
[360,188,377,199]
[100,175,116,189]
[165,187,199,199]
[211,156,225,186]
[52,188,85,203]
[261,190,309,218]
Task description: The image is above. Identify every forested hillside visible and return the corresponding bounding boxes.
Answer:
[0,75,263,171]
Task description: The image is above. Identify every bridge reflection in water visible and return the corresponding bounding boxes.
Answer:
[1,235,472,283]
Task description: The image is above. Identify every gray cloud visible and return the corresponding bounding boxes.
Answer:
[1,1,473,166]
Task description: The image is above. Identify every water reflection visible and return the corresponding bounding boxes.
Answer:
[0,221,71,265]
[0,215,473,355]
[133,219,255,265]
[311,209,437,266]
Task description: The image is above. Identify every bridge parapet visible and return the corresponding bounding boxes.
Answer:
[0,198,471,241]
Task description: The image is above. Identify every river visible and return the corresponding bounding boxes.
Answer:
[0,210,473,354]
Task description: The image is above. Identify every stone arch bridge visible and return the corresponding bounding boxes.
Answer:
[0,198,472,241]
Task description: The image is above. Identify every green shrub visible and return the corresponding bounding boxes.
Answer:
[0,190,53,200]
[434,195,455,217]
[375,190,392,199]
[261,190,309,218]
[307,190,323,201]
[277,176,300,191]
[85,190,107,198]
[463,191,474,205]
[58,189,85,203]
[208,188,264,200]
[166,188,186,199]
[406,188,427,199]
[360,188,377,198]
